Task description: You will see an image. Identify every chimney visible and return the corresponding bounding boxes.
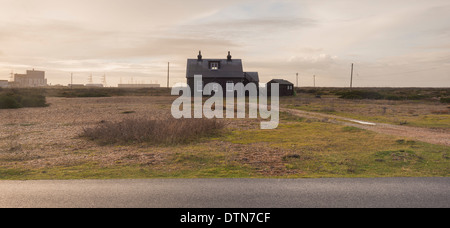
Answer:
[197,51,202,61]
[227,51,232,61]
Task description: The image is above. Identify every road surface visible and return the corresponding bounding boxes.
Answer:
[0,178,448,208]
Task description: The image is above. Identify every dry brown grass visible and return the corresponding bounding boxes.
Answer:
[81,117,225,145]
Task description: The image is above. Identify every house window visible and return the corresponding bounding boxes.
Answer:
[226,81,234,92]
[209,61,219,70]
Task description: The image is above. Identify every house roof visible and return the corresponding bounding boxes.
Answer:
[267,79,294,85]
[244,72,259,83]
[186,58,244,79]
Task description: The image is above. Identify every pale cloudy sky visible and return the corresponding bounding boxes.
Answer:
[0,0,449,87]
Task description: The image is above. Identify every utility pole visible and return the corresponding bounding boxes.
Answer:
[314,75,316,88]
[296,73,299,88]
[350,63,354,90]
[167,62,170,88]
[70,73,73,89]
[102,73,107,87]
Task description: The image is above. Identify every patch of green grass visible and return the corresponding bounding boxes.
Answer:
[287,104,450,129]
[280,111,305,122]
[162,146,257,178]
[0,161,256,180]
[341,126,364,132]
[340,113,450,129]
[374,150,424,164]
[223,122,450,177]
[0,168,33,179]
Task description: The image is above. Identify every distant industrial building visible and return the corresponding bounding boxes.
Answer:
[0,80,8,88]
[12,69,47,87]
[118,84,160,88]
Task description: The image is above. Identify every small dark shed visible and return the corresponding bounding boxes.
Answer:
[267,79,294,96]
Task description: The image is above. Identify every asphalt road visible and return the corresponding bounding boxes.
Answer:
[0,178,448,208]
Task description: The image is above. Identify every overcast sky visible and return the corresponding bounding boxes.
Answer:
[0,0,449,87]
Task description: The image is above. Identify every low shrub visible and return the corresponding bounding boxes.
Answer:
[60,89,111,98]
[338,91,384,100]
[81,117,225,145]
[337,90,434,101]
[0,95,22,109]
[384,95,402,100]
[20,94,47,107]
[440,97,450,104]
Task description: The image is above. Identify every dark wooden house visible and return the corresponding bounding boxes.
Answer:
[186,51,259,95]
[267,79,294,96]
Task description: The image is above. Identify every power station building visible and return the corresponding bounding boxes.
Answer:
[0,80,8,88]
[12,69,47,87]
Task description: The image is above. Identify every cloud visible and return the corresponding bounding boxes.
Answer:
[197,17,316,30]
[1,0,449,87]
[100,37,240,59]
[177,17,316,43]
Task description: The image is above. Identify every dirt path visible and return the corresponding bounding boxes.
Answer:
[283,108,450,147]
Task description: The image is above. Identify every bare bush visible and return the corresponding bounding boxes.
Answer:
[81,117,225,145]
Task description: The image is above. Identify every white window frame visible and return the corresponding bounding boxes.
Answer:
[210,62,219,70]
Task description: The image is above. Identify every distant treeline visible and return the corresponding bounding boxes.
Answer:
[0,87,172,99]
[0,87,449,106]
[47,87,172,97]
[296,87,450,103]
